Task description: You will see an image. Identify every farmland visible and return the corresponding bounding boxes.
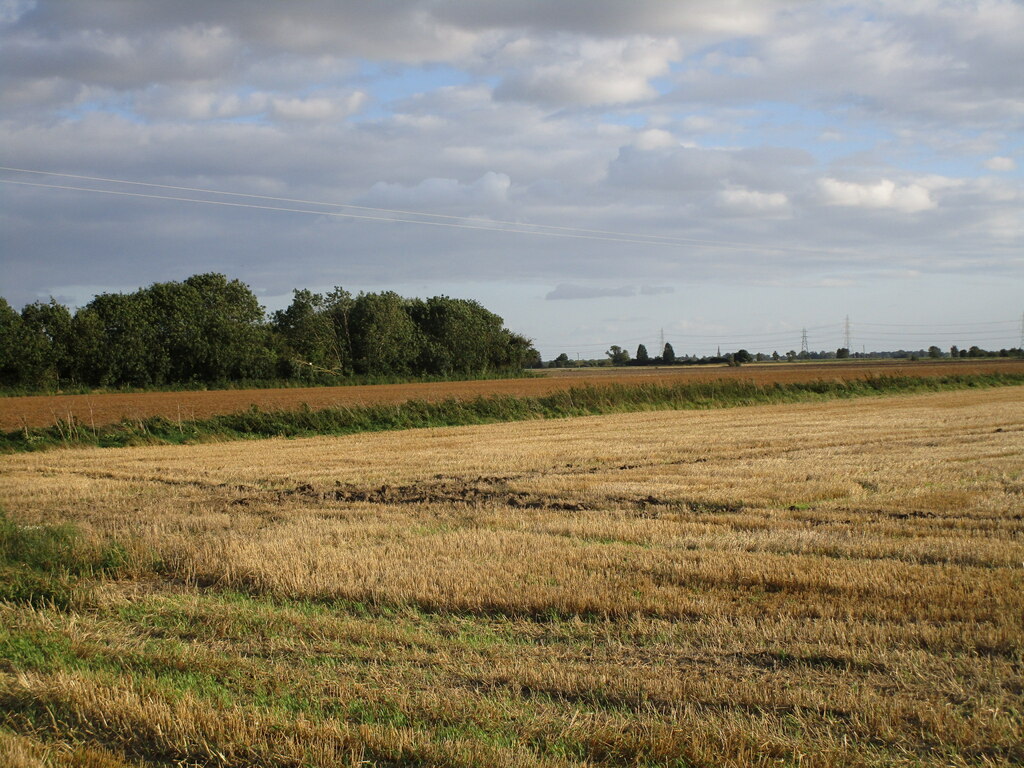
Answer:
[3,358,1023,431]
[2,386,1022,766]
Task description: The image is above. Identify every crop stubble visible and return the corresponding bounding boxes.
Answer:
[0,387,1022,766]
[3,358,1022,431]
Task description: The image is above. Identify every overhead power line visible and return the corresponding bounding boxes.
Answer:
[0,165,856,257]
[856,319,1017,328]
[5,178,739,250]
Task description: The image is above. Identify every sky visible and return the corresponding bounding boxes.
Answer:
[1,0,1022,359]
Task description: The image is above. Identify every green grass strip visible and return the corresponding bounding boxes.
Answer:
[0,511,131,608]
[3,373,1023,453]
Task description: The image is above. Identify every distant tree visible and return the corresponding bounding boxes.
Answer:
[836,347,850,359]
[786,350,797,361]
[734,349,752,364]
[928,345,942,359]
[662,342,675,364]
[968,345,984,358]
[771,351,780,361]
[552,353,571,368]
[949,345,959,358]
[635,344,650,365]
[606,345,630,366]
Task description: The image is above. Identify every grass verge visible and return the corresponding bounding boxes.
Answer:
[3,372,1023,452]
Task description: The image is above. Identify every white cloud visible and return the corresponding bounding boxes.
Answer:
[632,129,676,150]
[818,178,937,213]
[495,36,679,106]
[270,91,366,121]
[984,156,1016,172]
[717,187,789,214]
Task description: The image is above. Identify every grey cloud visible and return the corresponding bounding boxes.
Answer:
[0,0,1020,316]
[432,0,786,37]
[606,144,813,194]
[640,285,675,296]
[663,2,1024,128]
[546,284,636,300]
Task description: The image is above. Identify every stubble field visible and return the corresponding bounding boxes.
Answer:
[3,358,1022,431]
[1,386,1022,767]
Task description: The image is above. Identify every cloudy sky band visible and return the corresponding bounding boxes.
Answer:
[1,0,1020,357]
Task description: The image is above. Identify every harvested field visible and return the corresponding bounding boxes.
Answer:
[1,387,1022,766]
[3,358,1022,430]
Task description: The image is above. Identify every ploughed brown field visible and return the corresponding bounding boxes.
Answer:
[1,387,1022,766]
[3,358,1022,431]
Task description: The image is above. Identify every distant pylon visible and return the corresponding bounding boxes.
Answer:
[844,315,851,350]
[800,328,809,355]
[660,327,665,351]
[1019,312,1024,349]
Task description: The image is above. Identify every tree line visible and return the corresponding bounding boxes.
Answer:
[0,274,537,390]
[544,342,1022,368]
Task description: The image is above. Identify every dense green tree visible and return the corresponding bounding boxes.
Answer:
[0,298,24,386]
[735,349,752,363]
[18,299,74,389]
[350,292,422,375]
[485,331,535,372]
[178,273,274,381]
[0,274,534,389]
[635,344,650,365]
[68,306,108,385]
[323,287,356,374]
[928,346,942,359]
[411,296,509,375]
[272,289,343,377]
[662,342,675,364]
[85,291,162,386]
[523,345,544,368]
[836,347,850,359]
